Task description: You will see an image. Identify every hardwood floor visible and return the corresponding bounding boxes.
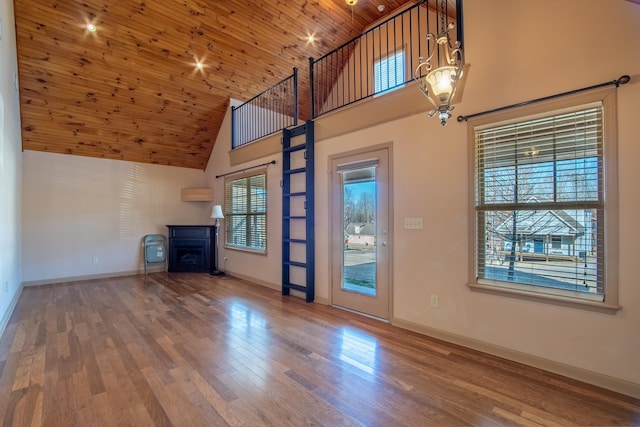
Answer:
[1,274,638,426]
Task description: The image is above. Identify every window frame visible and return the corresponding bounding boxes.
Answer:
[224,170,268,254]
[467,87,620,310]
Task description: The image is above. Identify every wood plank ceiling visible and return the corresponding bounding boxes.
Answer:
[14,0,415,169]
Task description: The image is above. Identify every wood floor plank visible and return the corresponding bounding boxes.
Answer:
[0,274,638,426]
[492,406,545,427]
[91,392,115,427]
[99,369,138,423]
[176,364,275,426]
[172,342,238,403]
[28,388,43,427]
[101,323,174,427]
[78,338,106,396]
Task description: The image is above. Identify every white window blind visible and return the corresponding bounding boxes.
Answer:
[374,50,405,94]
[224,173,267,252]
[474,105,605,301]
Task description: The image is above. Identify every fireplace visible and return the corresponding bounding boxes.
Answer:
[166,225,215,273]
[171,239,208,271]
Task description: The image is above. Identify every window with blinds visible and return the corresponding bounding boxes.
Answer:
[374,50,405,95]
[224,172,267,252]
[474,104,606,301]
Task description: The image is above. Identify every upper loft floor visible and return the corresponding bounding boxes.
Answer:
[229,0,464,165]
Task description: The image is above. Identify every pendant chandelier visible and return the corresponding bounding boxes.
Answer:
[414,0,469,126]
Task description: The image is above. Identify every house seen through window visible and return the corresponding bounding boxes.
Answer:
[472,100,615,304]
[224,172,267,252]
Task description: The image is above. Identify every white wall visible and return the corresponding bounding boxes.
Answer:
[442,0,640,387]
[22,151,212,283]
[0,0,23,334]
[207,0,640,395]
[205,100,283,289]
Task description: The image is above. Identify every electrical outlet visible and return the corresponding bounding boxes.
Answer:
[430,294,439,308]
[92,256,100,264]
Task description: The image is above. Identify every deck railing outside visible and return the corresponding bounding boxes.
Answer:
[231,68,298,149]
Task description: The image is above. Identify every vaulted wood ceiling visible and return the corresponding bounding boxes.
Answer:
[14,0,416,169]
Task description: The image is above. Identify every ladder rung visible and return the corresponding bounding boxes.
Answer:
[284,192,306,197]
[284,238,307,244]
[283,144,306,153]
[288,124,308,137]
[284,261,307,268]
[284,283,308,293]
[284,167,306,175]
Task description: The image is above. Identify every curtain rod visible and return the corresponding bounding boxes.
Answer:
[215,160,276,179]
[457,75,631,123]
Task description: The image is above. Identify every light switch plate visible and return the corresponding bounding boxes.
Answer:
[404,218,423,229]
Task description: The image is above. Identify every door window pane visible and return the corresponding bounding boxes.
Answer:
[341,167,377,296]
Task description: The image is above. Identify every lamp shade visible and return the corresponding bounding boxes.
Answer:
[424,63,469,105]
[425,66,456,103]
[211,204,224,219]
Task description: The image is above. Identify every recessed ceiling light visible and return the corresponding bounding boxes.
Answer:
[306,33,317,44]
[86,23,97,32]
[195,61,204,70]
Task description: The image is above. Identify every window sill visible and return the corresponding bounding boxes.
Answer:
[224,245,267,256]
[467,282,621,312]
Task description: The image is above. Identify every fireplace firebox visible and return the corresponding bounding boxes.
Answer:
[166,225,215,273]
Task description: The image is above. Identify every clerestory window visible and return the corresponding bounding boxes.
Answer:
[374,50,405,95]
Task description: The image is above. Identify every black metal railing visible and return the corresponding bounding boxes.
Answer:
[231,68,299,149]
[309,0,462,118]
[230,0,463,147]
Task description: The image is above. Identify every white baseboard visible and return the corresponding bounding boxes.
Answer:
[225,271,329,305]
[227,271,281,291]
[21,266,165,287]
[391,317,640,399]
[0,284,24,338]
[313,295,329,305]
